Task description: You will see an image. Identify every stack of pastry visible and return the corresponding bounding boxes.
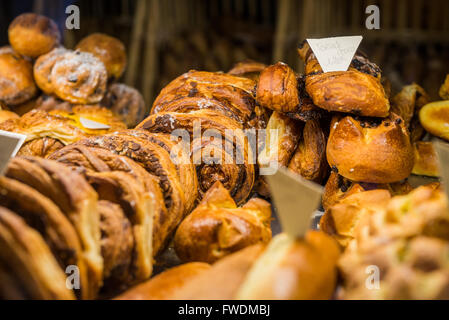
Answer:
[337,185,449,299]
[0,13,147,159]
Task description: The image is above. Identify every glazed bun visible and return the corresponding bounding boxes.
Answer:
[327,113,414,183]
[8,13,60,58]
[0,47,37,105]
[76,33,127,80]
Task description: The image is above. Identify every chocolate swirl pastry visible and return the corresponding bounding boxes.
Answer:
[71,132,188,246]
[50,144,169,261]
[5,157,103,299]
[50,50,107,104]
[0,176,85,298]
[151,70,264,128]
[101,83,146,128]
[138,109,255,206]
[174,181,271,263]
[97,200,133,290]
[0,206,74,300]
[0,46,37,106]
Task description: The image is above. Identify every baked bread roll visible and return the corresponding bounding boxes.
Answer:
[76,33,127,80]
[101,83,146,127]
[288,119,328,183]
[174,181,271,263]
[8,13,60,58]
[256,62,321,121]
[5,157,103,298]
[235,232,340,299]
[0,47,37,105]
[34,48,69,94]
[0,206,74,300]
[326,113,414,183]
[227,60,267,81]
[412,141,439,177]
[114,262,211,300]
[419,101,449,141]
[299,42,389,117]
[50,50,108,104]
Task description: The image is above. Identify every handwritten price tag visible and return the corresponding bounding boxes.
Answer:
[307,36,363,73]
[265,167,323,238]
[0,130,26,175]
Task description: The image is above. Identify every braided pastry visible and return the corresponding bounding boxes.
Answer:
[174,181,271,263]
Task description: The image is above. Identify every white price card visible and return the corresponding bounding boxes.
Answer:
[434,139,449,201]
[307,36,363,73]
[265,167,323,238]
[79,117,110,130]
[0,130,26,175]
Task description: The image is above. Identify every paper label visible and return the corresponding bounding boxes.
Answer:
[434,140,449,201]
[0,130,26,175]
[265,167,323,238]
[307,36,363,73]
[79,117,110,130]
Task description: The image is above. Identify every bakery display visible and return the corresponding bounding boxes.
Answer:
[0,9,448,302]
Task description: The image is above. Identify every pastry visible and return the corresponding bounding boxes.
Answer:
[412,141,439,177]
[288,119,328,183]
[0,206,74,299]
[174,181,271,263]
[8,13,60,58]
[419,101,449,141]
[0,46,37,105]
[101,83,146,127]
[50,50,107,104]
[76,33,127,80]
[227,60,267,80]
[326,113,414,183]
[34,48,69,94]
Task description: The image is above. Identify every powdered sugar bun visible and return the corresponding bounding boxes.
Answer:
[50,50,107,104]
[33,47,68,94]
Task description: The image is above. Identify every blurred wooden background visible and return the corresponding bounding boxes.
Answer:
[1,0,448,106]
